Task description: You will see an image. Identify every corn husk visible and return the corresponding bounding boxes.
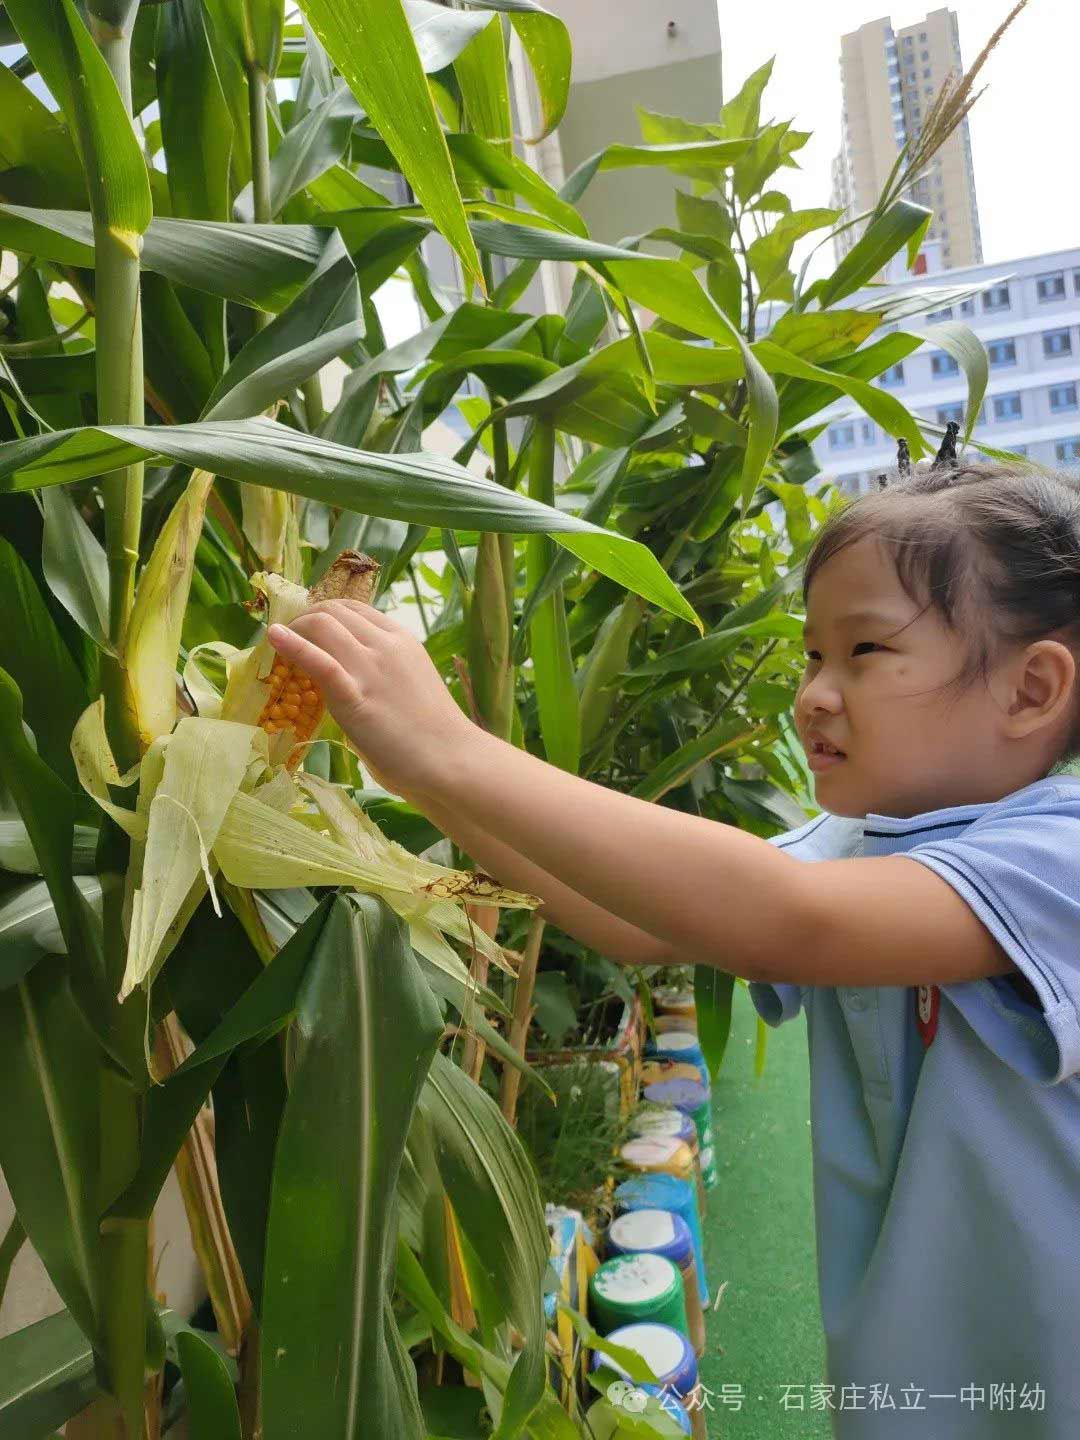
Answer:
[127,469,215,748]
[124,719,264,999]
[70,698,144,839]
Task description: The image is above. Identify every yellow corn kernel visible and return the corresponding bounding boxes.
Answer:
[255,549,379,768]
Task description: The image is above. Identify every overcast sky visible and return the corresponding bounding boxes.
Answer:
[715,0,1078,272]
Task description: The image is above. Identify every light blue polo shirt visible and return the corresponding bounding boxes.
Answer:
[750,769,1080,1438]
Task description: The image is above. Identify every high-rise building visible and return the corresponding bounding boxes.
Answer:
[809,245,1080,496]
[832,9,982,271]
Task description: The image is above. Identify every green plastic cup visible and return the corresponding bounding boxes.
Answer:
[588,1252,689,1338]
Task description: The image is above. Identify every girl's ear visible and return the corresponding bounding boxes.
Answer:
[1005,639,1077,739]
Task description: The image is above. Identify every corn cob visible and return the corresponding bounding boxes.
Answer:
[256,549,379,764]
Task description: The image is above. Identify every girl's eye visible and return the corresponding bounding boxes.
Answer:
[804,643,882,661]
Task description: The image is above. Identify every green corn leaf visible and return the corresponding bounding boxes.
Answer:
[0,534,88,784]
[631,716,760,804]
[460,0,570,141]
[416,1053,551,1438]
[923,320,989,447]
[0,952,101,1343]
[300,0,484,292]
[525,420,579,773]
[814,199,933,309]
[0,878,100,992]
[454,14,512,161]
[110,899,334,1222]
[695,966,735,1082]
[201,239,363,421]
[0,204,338,312]
[0,56,87,209]
[157,0,233,223]
[755,338,928,459]
[5,0,151,242]
[41,486,111,654]
[261,894,443,1440]
[0,418,700,627]
[406,0,489,71]
[0,1307,100,1437]
[176,1331,243,1440]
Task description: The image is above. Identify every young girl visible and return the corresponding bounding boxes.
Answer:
[269,459,1080,1438]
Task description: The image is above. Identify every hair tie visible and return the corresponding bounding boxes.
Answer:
[931,421,961,472]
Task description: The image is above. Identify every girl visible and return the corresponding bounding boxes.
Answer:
[269,459,1080,1438]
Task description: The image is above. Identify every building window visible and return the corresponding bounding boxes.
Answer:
[931,351,960,378]
[1055,437,1080,463]
[936,403,965,426]
[1036,272,1067,302]
[959,298,975,317]
[879,363,905,387]
[1011,444,1029,458]
[860,420,876,445]
[982,283,1010,312]
[836,473,861,495]
[1074,269,1080,295]
[921,48,929,61]
[926,306,953,323]
[923,68,931,79]
[829,423,856,450]
[987,339,1016,368]
[903,34,913,45]
[1043,329,1072,357]
[992,393,1022,422]
[1049,383,1078,413]
[919,30,927,40]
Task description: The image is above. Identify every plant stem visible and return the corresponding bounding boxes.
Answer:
[248,68,272,227]
[499,911,545,1126]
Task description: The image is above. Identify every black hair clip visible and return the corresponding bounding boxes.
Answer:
[930,421,961,472]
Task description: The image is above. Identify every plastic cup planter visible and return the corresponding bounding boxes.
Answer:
[606,1209,707,1356]
[614,1174,708,1307]
[642,1078,717,1190]
[628,1102,707,1215]
[590,1323,706,1440]
[588,1252,688,1337]
[585,1381,692,1437]
[644,1030,710,1089]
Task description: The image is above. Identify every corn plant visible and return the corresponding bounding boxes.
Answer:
[0,2,1022,1436]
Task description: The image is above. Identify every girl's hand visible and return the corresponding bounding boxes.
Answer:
[267,600,477,800]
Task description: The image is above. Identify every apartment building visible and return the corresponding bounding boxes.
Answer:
[832,9,982,270]
[811,247,1080,495]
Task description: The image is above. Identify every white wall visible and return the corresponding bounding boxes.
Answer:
[542,0,720,84]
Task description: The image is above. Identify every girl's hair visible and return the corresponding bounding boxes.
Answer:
[801,455,1080,765]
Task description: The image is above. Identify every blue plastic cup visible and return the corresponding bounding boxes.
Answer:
[589,1320,698,1398]
[614,1174,707,1304]
[645,1030,709,1088]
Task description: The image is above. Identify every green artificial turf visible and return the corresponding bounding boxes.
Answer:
[695,985,832,1438]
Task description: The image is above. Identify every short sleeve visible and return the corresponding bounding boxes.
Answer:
[904,790,1080,1085]
[749,979,806,1027]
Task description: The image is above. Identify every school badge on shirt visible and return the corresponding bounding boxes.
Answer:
[915,984,940,1047]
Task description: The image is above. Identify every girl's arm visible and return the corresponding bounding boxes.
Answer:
[269,601,807,982]
[420,795,677,969]
[270,600,1016,989]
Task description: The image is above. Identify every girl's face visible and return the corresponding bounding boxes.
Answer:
[793,535,1014,819]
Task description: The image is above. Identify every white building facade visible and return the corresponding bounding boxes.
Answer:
[812,246,1080,496]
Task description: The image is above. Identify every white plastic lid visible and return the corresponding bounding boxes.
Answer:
[609,1209,678,1252]
[629,1108,687,1139]
[605,1323,686,1380]
[620,1136,682,1166]
[658,1032,699,1054]
[594,1252,677,1304]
